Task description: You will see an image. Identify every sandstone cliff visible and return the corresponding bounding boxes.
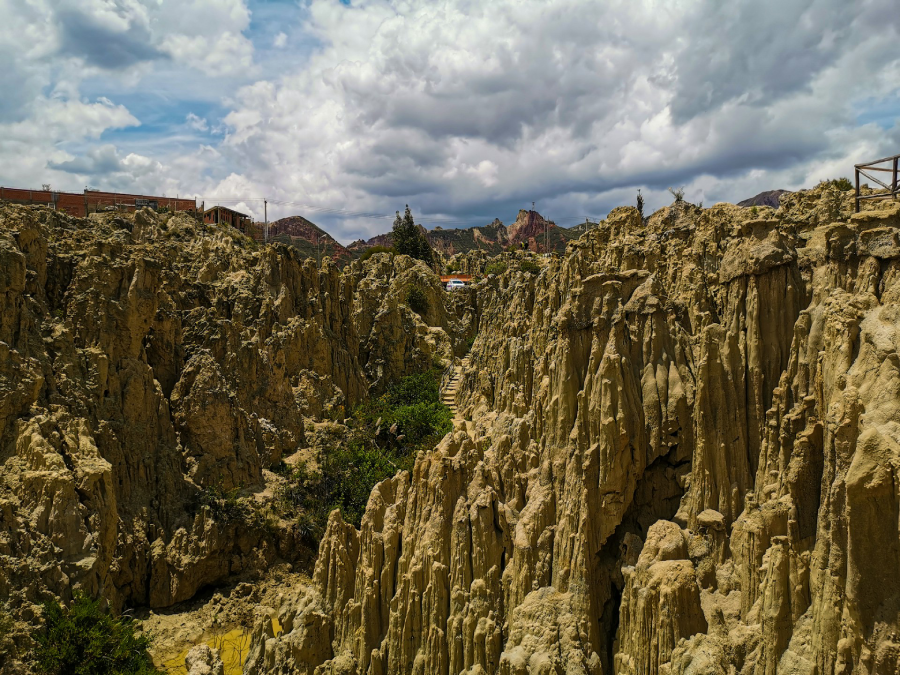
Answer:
[249,185,900,675]
[0,203,467,631]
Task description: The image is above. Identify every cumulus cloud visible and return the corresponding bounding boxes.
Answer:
[209,0,900,233]
[0,0,255,189]
[1,0,899,239]
[55,2,164,69]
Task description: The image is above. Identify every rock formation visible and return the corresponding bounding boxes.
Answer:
[0,204,468,622]
[186,644,226,675]
[263,215,353,265]
[349,211,575,259]
[248,185,900,675]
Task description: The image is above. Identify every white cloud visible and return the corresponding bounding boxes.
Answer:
[161,31,255,78]
[203,0,899,235]
[186,113,209,132]
[2,0,899,240]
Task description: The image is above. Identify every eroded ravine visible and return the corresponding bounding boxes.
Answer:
[3,184,900,675]
[245,187,900,675]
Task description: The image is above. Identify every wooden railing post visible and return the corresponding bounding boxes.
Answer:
[855,167,861,213]
[893,157,898,199]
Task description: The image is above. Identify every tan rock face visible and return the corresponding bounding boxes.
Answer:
[0,205,465,615]
[251,189,900,675]
[186,645,225,675]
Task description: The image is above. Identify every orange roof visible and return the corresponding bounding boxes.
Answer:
[440,275,472,283]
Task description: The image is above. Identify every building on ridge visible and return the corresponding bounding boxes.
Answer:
[203,205,252,232]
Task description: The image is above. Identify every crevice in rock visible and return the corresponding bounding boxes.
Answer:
[594,445,688,672]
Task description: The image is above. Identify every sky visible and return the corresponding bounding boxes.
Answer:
[1,0,899,243]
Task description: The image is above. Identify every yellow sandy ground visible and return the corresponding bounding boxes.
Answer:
[161,619,282,675]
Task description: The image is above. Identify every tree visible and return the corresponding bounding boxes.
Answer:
[392,205,433,265]
[636,189,644,217]
[34,592,161,675]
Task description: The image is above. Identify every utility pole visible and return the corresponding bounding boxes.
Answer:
[264,199,268,244]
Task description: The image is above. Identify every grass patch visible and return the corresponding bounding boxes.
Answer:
[485,262,507,276]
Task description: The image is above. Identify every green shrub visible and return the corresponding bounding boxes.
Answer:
[485,262,507,276]
[385,371,440,406]
[195,484,247,523]
[359,245,394,262]
[389,402,451,446]
[519,260,540,275]
[406,286,429,316]
[34,592,161,675]
[821,177,853,191]
[275,368,451,534]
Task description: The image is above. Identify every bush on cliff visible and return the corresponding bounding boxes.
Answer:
[820,177,853,191]
[406,286,429,316]
[34,592,160,675]
[358,245,394,262]
[519,260,541,275]
[277,368,452,537]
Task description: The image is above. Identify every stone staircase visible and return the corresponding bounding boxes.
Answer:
[441,356,469,419]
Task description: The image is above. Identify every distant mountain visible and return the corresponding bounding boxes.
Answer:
[349,210,577,257]
[258,215,352,264]
[738,190,791,208]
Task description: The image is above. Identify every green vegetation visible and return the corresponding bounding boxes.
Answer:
[34,592,161,675]
[195,484,248,524]
[750,206,759,216]
[392,205,434,265]
[406,286,429,316]
[485,261,507,276]
[821,177,853,191]
[358,245,394,262]
[519,260,540,275]
[276,369,452,540]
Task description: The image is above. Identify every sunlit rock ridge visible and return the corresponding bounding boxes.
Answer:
[248,185,900,675]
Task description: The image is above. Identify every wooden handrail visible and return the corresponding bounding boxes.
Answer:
[855,153,899,212]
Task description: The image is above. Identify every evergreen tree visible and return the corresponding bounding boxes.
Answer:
[392,205,433,265]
